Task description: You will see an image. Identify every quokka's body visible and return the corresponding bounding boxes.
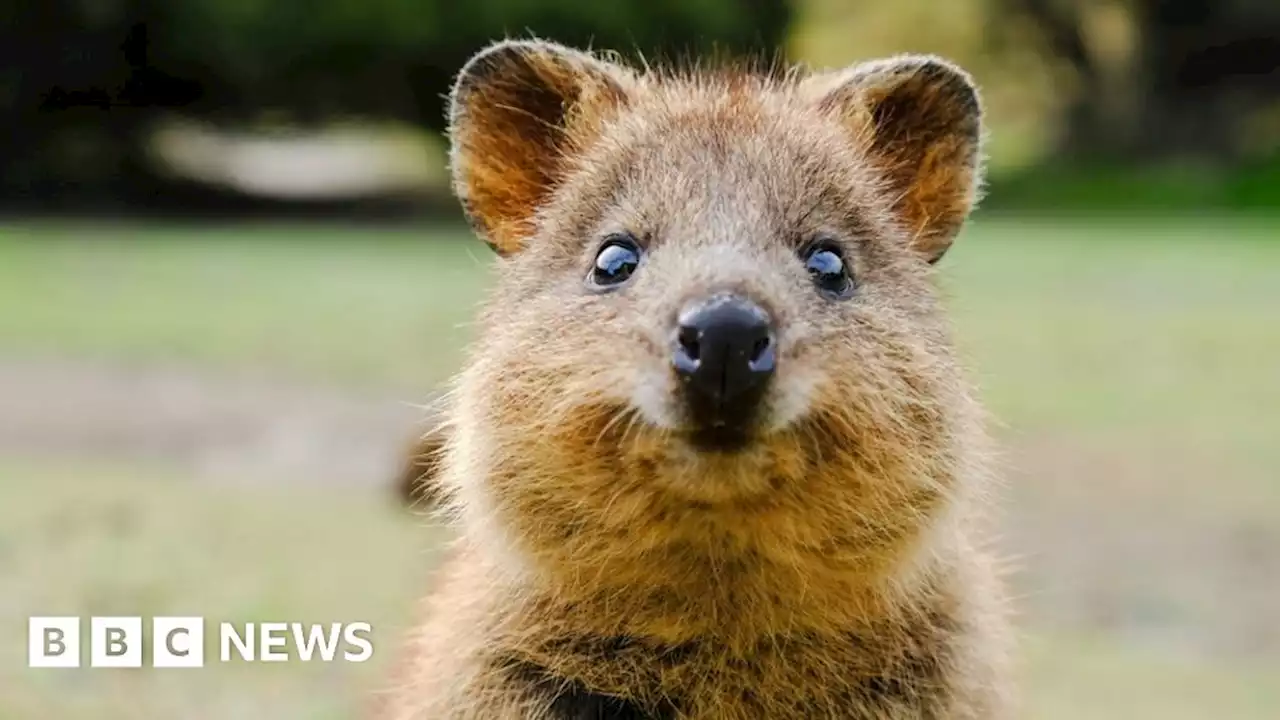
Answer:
[373,39,1014,720]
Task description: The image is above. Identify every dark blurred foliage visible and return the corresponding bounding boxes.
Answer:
[980,0,1280,212]
[1005,0,1280,164]
[0,0,790,212]
[146,0,790,127]
[0,0,1276,213]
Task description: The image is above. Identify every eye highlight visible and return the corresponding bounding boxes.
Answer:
[802,242,855,299]
[588,233,642,290]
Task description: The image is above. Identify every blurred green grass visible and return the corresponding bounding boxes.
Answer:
[0,458,442,720]
[0,223,491,392]
[983,162,1280,214]
[2,217,1278,718]
[1023,632,1280,720]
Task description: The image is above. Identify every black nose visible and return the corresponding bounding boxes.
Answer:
[673,294,776,428]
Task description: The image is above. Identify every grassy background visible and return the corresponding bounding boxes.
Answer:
[2,217,1278,718]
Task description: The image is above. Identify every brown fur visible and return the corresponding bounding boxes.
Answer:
[373,40,1012,719]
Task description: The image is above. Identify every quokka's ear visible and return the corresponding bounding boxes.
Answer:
[808,56,984,263]
[448,40,633,255]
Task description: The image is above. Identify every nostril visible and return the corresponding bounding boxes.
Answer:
[749,336,771,364]
[673,324,702,376]
[677,325,701,361]
[748,334,776,373]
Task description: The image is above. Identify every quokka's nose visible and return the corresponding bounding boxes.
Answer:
[672,294,776,422]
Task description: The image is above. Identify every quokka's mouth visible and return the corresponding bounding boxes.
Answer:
[684,421,756,453]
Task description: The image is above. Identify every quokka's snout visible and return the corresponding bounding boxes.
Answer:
[672,292,777,450]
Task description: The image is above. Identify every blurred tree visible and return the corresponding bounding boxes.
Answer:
[1005,0,1280,164]
[0,1,136,202]
[143,0,793,131]
[791,0,1065,171]
[7,0,1274,211]
[1,0,792,208]
[795,0,1277,179]
[0,0,209,205]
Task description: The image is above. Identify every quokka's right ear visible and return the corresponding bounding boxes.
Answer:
[448,40,633,255]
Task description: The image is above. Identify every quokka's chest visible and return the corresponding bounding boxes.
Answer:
[497,629,956,720]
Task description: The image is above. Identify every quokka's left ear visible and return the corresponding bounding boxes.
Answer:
[806,56,984,263]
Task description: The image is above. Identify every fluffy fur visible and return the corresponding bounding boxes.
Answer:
[373,39,1012,720]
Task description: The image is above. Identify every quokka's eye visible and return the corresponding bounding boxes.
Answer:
[802,243,855,299]
[588,234,642,290]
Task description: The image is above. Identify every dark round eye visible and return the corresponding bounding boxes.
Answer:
[803,244,854,299]
[589,235,642,289]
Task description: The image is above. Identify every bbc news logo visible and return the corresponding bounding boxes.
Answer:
[28,617,373,668]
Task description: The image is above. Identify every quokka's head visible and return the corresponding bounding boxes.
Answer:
[446,40,986,558]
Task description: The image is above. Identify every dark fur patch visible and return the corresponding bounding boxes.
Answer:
[394,428,449,507]
[834,603,959,718]
[545,683,659,720]
[499,637,685,720]
[504,660,677,720]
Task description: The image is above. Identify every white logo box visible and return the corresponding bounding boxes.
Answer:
[29,616,205,668]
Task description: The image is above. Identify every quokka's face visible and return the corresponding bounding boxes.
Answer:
[450,41,984,502]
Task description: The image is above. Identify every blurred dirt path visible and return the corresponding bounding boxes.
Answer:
[0,356,436,488]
